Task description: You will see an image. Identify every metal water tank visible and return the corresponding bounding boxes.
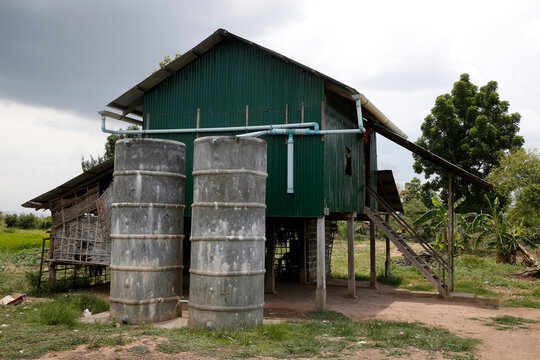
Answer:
[189,136,267,329]
[110,138,186,324]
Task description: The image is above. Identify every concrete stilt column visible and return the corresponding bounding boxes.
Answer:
[369,221,377,288]
[315,217,326,309]
[347,213,356,298]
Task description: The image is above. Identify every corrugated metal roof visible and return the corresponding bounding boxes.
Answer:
[22,158,114,209]
[108,29,363,117]
[377,170,403,212]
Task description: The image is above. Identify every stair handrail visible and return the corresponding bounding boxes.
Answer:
[365,186,449,269]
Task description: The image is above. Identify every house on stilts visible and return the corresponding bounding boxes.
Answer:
[24,29,492,307]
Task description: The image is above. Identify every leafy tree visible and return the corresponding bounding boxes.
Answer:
[400,177,430,226]
[81,125,141,171]
[16,214,38,229]
[413,74,524,212]
[5,214,17,228]
[486,148,540,227]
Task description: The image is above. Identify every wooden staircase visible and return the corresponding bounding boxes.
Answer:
[365,186,451,296]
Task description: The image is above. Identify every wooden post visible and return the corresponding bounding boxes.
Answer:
[385,213,391,278]
[448,173,455,294]
[265,219,276,294]
[315,217,326,309]
[369,221,377,288]
[301,102,305,123]
[347,213,356,298]
[49,263,56,289]
[245,105,249,127]
[300,219,308,284]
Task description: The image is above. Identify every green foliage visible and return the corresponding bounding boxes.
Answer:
[413,73,524,212]
[483,196,536,264]
[4,214,17,227]
[2,214,51,230]
[487,148,540,227]
[81,125,141,171]
[158,53,181,69]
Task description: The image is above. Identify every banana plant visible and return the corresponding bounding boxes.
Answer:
[484,195,536,264]
[413,194,465,252]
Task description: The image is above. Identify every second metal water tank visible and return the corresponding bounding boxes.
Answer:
[189,136,267,329]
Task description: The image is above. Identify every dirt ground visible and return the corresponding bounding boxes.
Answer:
[41,280,539,360]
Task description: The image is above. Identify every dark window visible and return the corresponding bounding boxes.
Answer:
[345,147,352,175]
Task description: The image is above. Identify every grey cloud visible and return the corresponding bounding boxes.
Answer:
[0,0,299,118]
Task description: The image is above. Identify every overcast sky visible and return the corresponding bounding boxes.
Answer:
[1,0,539,214]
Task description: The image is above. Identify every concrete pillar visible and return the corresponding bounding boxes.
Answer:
[369,221,377,288]
[315,217,326,309]
[347,213,356,298]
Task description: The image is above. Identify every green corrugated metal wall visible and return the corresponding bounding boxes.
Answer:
[143,39,326,217]
[323,90,364,213]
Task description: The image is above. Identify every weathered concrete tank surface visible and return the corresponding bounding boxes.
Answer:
[110,138,186,324]
[189,136,267,329]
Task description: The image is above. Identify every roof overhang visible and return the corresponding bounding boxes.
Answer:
[22,158,115,210]
[377,170,404,212]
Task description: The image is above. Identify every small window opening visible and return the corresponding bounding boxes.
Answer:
[345,147,352,175]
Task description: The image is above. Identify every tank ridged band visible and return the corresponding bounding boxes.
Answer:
[111,234,185,240]
[109,296,180,305]
[191,202,266,209]
[189,235,265,242]
[189,269,265,277]
[114,170,186,179]
[111,265,184,272]
[112,202,186,209]
[188,302,265,312]
[192,169,268,178]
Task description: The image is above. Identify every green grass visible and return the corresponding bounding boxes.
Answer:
[471,315,539,330]
[331,238,540,308]
[0,230,48,254]
[0,306,479,359]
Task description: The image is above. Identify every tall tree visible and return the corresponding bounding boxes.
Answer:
[413,74,524,212]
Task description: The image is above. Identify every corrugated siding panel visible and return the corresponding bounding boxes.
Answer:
[144,39,325,217]
[323,90,364,213]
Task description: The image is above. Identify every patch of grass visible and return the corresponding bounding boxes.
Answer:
[530,289,540,299]
[489,315,538,326]
[362,320,479,353]
[472,315,539,331]
[36,301,80,327]
[501,298,540,309]
[67,293,109,314]
[0,230,48,254]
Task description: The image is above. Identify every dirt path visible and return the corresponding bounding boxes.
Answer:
[265,280,540,360]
